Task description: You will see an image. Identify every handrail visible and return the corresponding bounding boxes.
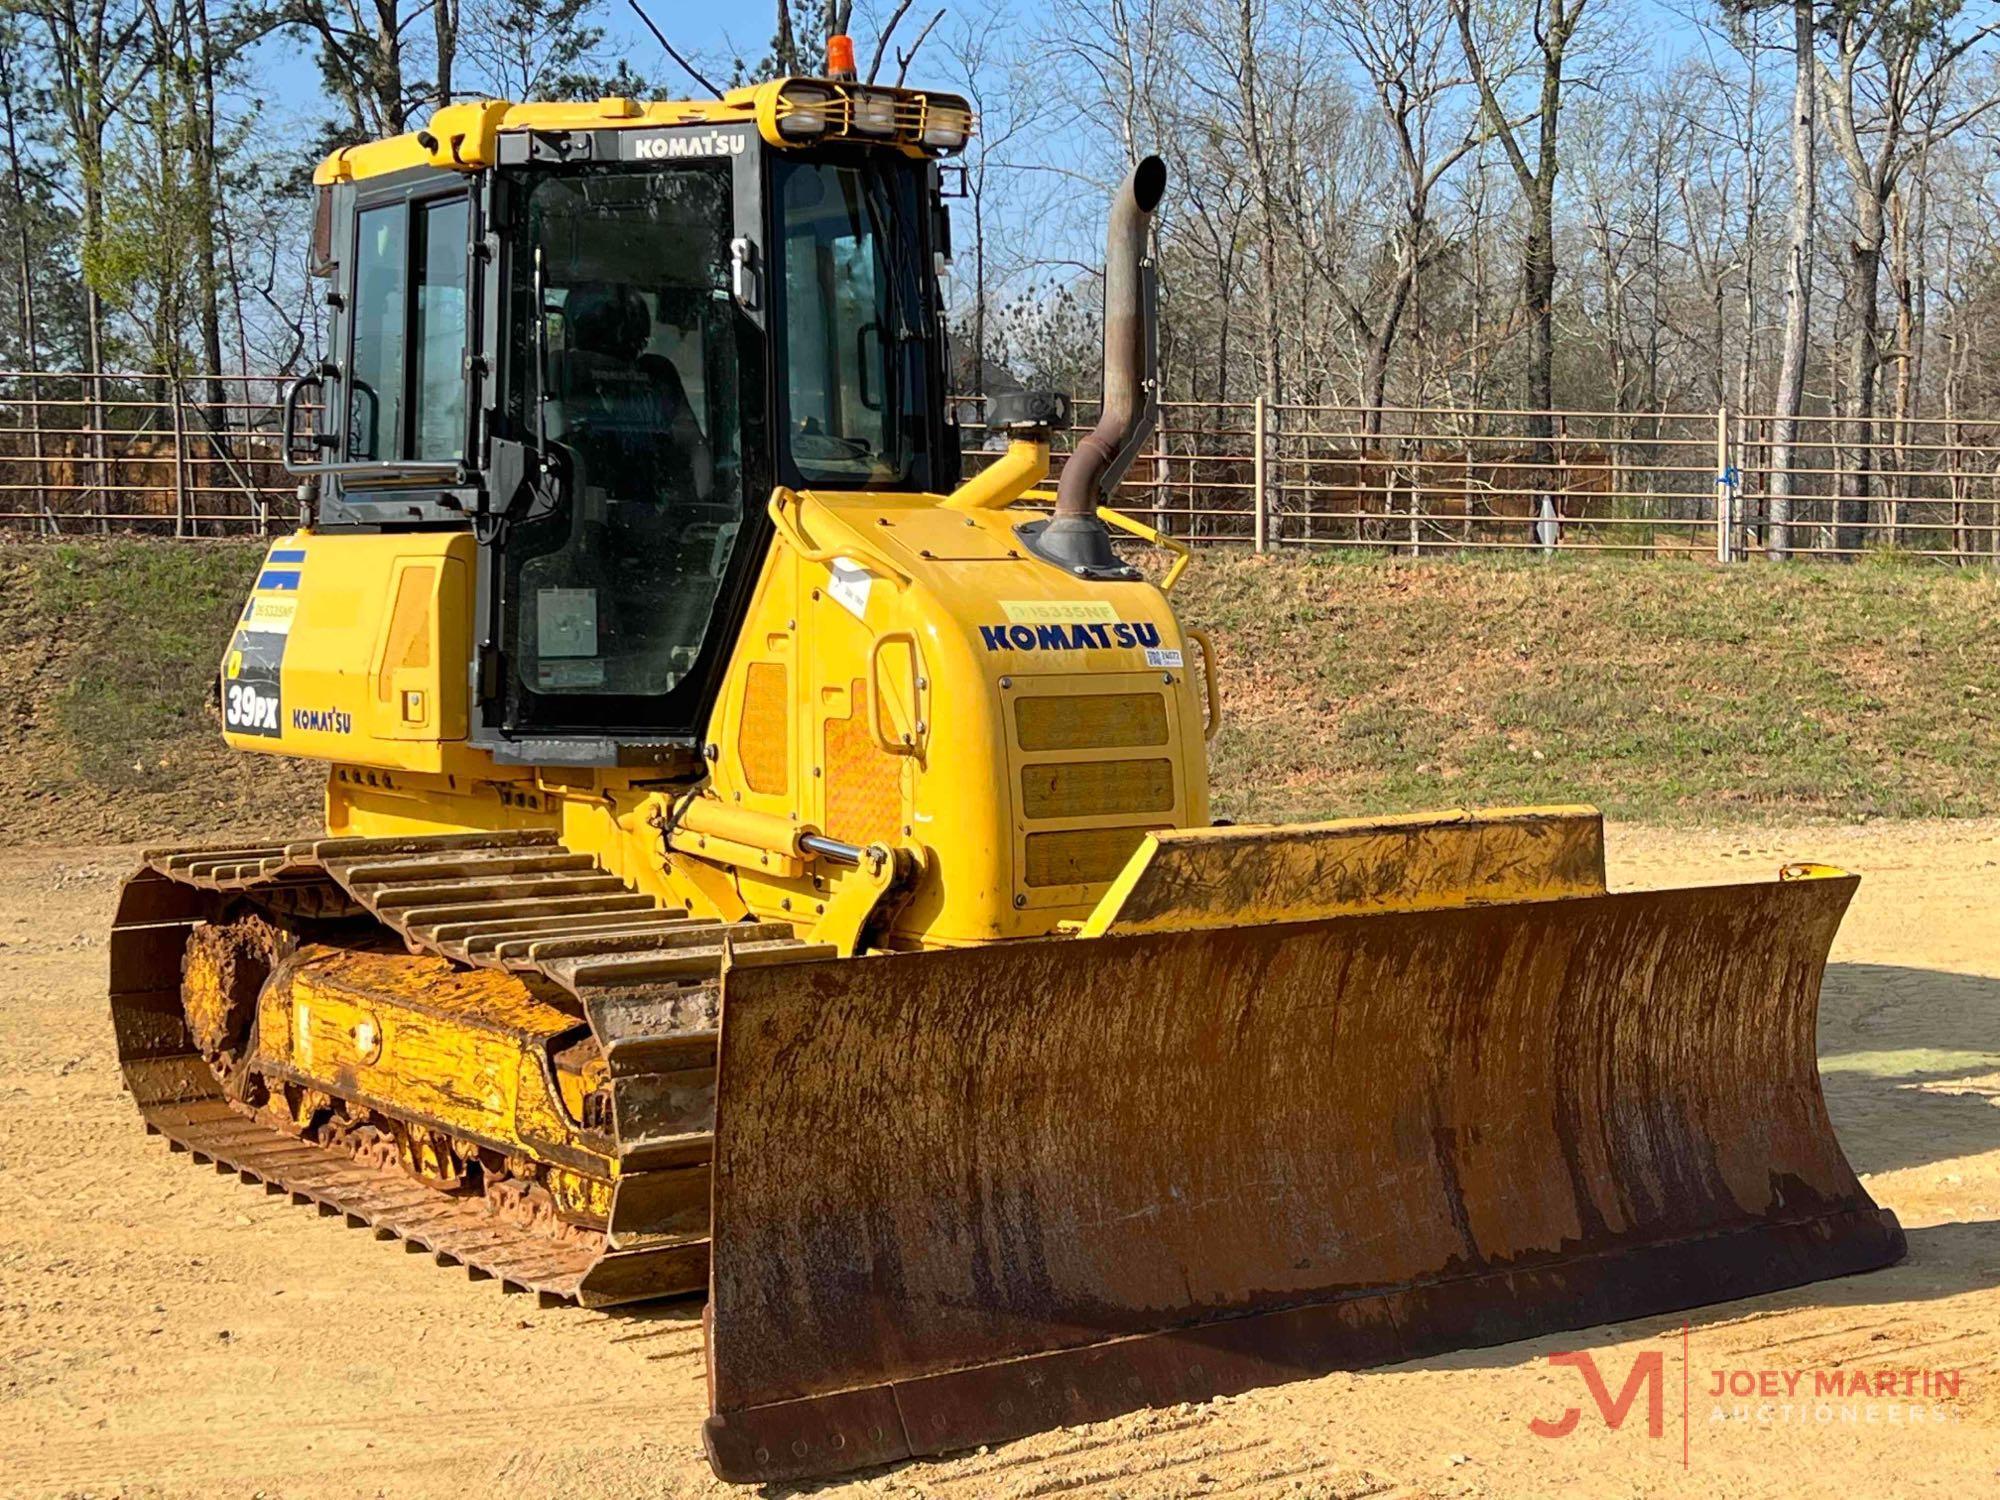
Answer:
[279,374,332,475]
[1096,504,1192,590]
[766,486,913,587]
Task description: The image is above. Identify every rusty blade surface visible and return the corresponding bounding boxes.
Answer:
[704,874,1904,1482]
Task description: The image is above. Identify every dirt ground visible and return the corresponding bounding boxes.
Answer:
[3,819,1997,1500]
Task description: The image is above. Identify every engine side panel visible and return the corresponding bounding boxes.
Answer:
[222,531,485,776]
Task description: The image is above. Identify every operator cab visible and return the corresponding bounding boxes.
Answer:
[287,79,969,766]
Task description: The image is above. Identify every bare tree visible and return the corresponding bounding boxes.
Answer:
[285,0,433,139]
[740,0,938,81]
[22,0,154,527]
[1817,0,1999,554]
[1317,0,1481,432]
[1178,0,1301,412]
[1454,0,1596,535]
[940,4,1036,391]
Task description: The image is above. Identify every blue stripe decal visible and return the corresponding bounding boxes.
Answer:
[256,569,301,591]
[266,547,307,563]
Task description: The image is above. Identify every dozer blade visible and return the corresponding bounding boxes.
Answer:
[702,866,1904,1482]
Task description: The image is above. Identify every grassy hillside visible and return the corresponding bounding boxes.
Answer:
[1183,550,2000,825]
[0,541,318,845]
[1,538,1994,846]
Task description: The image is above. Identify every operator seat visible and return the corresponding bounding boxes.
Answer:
[557,284,711,504]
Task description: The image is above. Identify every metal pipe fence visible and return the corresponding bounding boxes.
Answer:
[0,370,297,534]
[960,398,2000,562]
[6,370,1998,562]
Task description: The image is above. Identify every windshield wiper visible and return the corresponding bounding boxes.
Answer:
[861,160,920,342]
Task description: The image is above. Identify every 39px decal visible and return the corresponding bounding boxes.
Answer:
[223,678,281,735]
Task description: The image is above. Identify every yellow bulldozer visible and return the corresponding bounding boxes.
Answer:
[110,52,1902,1485]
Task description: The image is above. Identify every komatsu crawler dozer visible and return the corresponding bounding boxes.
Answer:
[111,52,1903,1485]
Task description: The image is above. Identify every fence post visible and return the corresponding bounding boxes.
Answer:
[1714,404,1734,562]
[168,377,190,538]
[23,371,51,532]
[1152,416,1169,536]
[1406,440,1420,557]
[1252,394,1268,552]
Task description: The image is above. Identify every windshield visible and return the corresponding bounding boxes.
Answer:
[775,156,932,488]
[502,162,746,705]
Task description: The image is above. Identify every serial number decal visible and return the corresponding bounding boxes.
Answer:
[999,600,1121,626]
[828,558,874,622]
[239,595,297,635]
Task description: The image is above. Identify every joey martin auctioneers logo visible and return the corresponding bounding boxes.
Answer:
[1529,1327,1964,1467]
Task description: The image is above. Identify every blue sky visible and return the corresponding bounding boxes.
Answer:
[252,4,871,115]
[242,0,1727,305]
[249,0,1721,147]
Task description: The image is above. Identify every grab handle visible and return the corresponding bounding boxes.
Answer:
[867,630,926,756]
[1187,628,1222,741]
[280,372,334,474]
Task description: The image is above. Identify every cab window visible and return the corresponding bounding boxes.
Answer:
[774,157,934,489]
[346,194,469,462]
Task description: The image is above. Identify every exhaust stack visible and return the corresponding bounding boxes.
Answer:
[1025,155,1166,578]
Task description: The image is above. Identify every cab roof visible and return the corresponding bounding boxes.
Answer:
[313,79,973,186]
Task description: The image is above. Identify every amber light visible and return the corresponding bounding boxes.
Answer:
[826,34,857,80]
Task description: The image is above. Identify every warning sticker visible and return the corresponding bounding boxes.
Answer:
[828,558,875,622]
[222,543,300,738]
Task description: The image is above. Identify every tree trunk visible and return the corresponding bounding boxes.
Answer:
[86,283,107,531]
[776,2,798,74]
[1768,0,1815,562]
[436,0,458,107]
[1888,188,1915,547]
[1236,0,1286,530]
[181,0,228,443]
[1360,220,1420,439]
[1836,191,1884,558]
[0,40,48,527]
[1239,0,1281,416]
[1468,152,1488,409]
[370,0,406,133]
[971,177,985,402]
[1524,192,1557,541]
[1522,6,1565,428]
[1361,339,1390,438]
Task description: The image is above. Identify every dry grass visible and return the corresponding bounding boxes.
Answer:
[2,539,1993,844]
[1181,548,2000,824]
[0,540,318,845]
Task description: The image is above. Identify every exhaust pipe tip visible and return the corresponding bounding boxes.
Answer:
[1130,154,1167,216]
